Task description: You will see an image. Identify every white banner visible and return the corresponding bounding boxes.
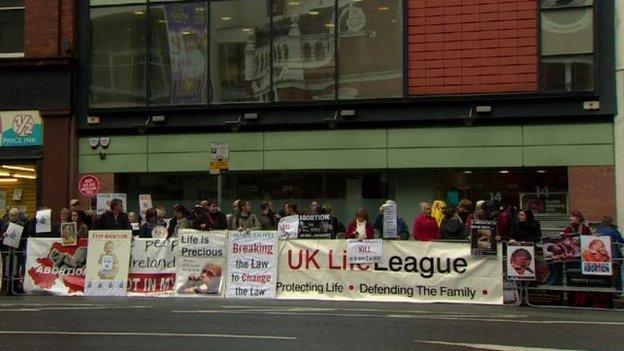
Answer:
[347,239,383,264]
[96,193,127,215]
[175,230,226,297]
[127,238,177,296]
[84,231,132,296]
[226,231,279,299]
[581,236,612,276]
[277,240,503,305]
[23,238,88,295]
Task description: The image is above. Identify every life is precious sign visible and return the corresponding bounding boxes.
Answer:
[226,231,279,298]
[347,239,383,264]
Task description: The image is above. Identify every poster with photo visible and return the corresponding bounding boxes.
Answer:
[175,229,226,297]
[470,220,498,257]
[542,235,581,262]
[581,236,612,276]
[84,231,132,296]
[96,193,127,215]
[139,194,153,224]
[60,222,77,247]
[506,243,536,281]
[298,214,333,239]
[35,209,51,234]
[2,222,23,248]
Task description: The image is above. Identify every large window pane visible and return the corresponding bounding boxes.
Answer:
[91,0,146,5]
[541,0,592,9]
[90,6,146,107]
[149,2,208,105]
[0,8,24,54]
[272,0,335,101]
[211,0,270,103]
[338,0,402,99]
[541,8,593,56]
[542,55,593,92]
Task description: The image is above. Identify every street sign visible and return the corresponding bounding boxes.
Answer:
[79,175,100,197]
[209,141,230,175]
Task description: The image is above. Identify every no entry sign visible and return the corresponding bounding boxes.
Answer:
[79,175,100,197]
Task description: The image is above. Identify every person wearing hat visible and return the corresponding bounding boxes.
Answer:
[562,209,591,235]
[69,199,81,212]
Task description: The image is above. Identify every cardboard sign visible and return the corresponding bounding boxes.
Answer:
[128,238,177,297]
[382,201,398,239]
[35,209,52,234]
[347,239,383,264]
[277,215,299,239]
[3,222,23,248]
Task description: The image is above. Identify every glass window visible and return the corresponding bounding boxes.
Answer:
[0,1,24,55]
[272,0,336,101]
[541,8,593,56]
[90,6,147,107]
[149,2,208,105]
[541,0,592,9]
[91,0,146,5]
[210,0,270,103]
[542,55,593,92]
[338,0,403,99]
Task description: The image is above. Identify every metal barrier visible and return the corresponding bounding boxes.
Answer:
[1,239,28,296]
[1,248,10,295]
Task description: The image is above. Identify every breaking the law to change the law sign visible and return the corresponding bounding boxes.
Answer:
[276,240,503,305]
[225,231,279,299]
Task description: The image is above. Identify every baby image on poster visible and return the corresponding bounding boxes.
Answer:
[506,244,536,281]
[60,222,77,247]
[177,262,222,295]
[98,240,119,280]
[582,238,611,263]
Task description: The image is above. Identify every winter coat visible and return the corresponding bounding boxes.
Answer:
[563,223,591,235]
[596,225,624,259]
[439,217,465,240]
[346,219,374,239]
[229,212,261,231]
[373,214,410,240]
[97,211,131,230]
[412,214,440,241]
[138,220,167,238]
[260,213,277,230]
[173,217,190,237]
[510,221,542,243]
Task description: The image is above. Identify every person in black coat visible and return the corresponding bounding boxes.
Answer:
[510,209,542,243]
[97,199,131,230]
[439,207,466,240]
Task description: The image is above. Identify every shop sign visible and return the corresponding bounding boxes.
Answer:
[0,111,43,147]
[520,192,568,215]
[209,141,229,175]
[79,175,100,197]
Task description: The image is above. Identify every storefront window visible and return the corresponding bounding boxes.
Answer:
[0,0,25,56]
[90,6,147,107]
[338,0,403,99]
[0,164,38,219]
[149,2,208,105]
[271,0,336,101]
[210,0,270,103]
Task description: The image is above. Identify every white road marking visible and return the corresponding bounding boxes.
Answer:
[0,331,296,341]
[0,306,152,312]
[414,340,585,351]
[391,315,624,326]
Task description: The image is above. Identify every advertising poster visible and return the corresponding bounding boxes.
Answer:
[542,234,581,262]
[60,222,77,247]
[175,229,226,297]
[382,201,398,239]
[506,243,536,281]
[470,220,498,257]
[35,209,52,234]
[0,111,43,147]
[581,236,612,276]
[347,239,383,264]
[226,231,279,299]
[164,3,208,104]
[96,193,127,215]
[278,215,299,239]
[298,214,333,239]
[277,240,503,305]
[520,192,568,215]
[84,231,132,296]
[209,141,229,175]
[2,222,23,248]
[139,194,153,224]
[128,238,177,297]
[24,238,88,295]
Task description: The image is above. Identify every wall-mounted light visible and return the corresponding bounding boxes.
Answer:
[12,173,36,180]
[537,170,547,174]
[0,178,18,183]
[499,170,509,174]
[0,172,10,177]
[475,105,492,114]
[243,112,259,121]
[463,170,473,174]
[87,116,100,125]
[340,109,357,119]
[2,165,35,172]
[151,115,166,123]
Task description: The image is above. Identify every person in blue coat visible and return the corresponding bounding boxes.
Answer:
[596,216,624,293]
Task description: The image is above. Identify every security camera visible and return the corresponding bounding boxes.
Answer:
[225,120,240,132]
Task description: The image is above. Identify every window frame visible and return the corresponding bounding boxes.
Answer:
[0,2,26,57]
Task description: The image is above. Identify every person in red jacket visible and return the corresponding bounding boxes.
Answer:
[346,209,374,240]
[562,209,591,235]
[413,202,440,241]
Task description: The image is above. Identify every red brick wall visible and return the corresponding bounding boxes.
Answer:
[24,0,75,57]
[568,166,616,223]
[41,112,72,213]
[408,0,538,95]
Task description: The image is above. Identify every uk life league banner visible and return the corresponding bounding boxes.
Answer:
[84,231,132,296]
[276,240,503,305]
[175,229,226,297]
[226,231,279,299]
[127,238,177,296]
[581,236,612,276]
[24,238,88,296]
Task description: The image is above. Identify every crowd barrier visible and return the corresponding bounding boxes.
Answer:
[2,231,622,309]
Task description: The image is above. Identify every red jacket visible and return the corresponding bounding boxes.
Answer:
[413,214,440,241]
[563,223,591,235]
[346,220,374,239]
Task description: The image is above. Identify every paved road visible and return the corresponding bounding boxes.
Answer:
[0,296,622,351]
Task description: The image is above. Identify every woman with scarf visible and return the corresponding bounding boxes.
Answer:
[346,208,374,240]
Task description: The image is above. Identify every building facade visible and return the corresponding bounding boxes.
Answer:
[0,0,75,217]
[76,0,616,227]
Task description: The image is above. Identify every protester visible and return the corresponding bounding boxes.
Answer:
[596,216,624,259]
[563,209,591,235]
[510,209,541,243]
[373,201,409,240]
[128,212,139,225]
[413,202,439,241]
[191,205,206,230]
[226,199,241,229]
[439,207,465,240]
[346,208,374,240]
[1,208,27,250]
[167,204,180,237]
[310,200,322,215]
[322,203,344,239]
[139,208,167,238]
[259,201,278,230]
[283,202,298,216]
[172,204,191,238]
[97,199,132,230]
[69,199,82,212]
[431,200,446,227]
[59,208,71,224]
[457,199,473,224]
[228,201,261,231]
[204,200,228,230]
[70,210,89,238]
